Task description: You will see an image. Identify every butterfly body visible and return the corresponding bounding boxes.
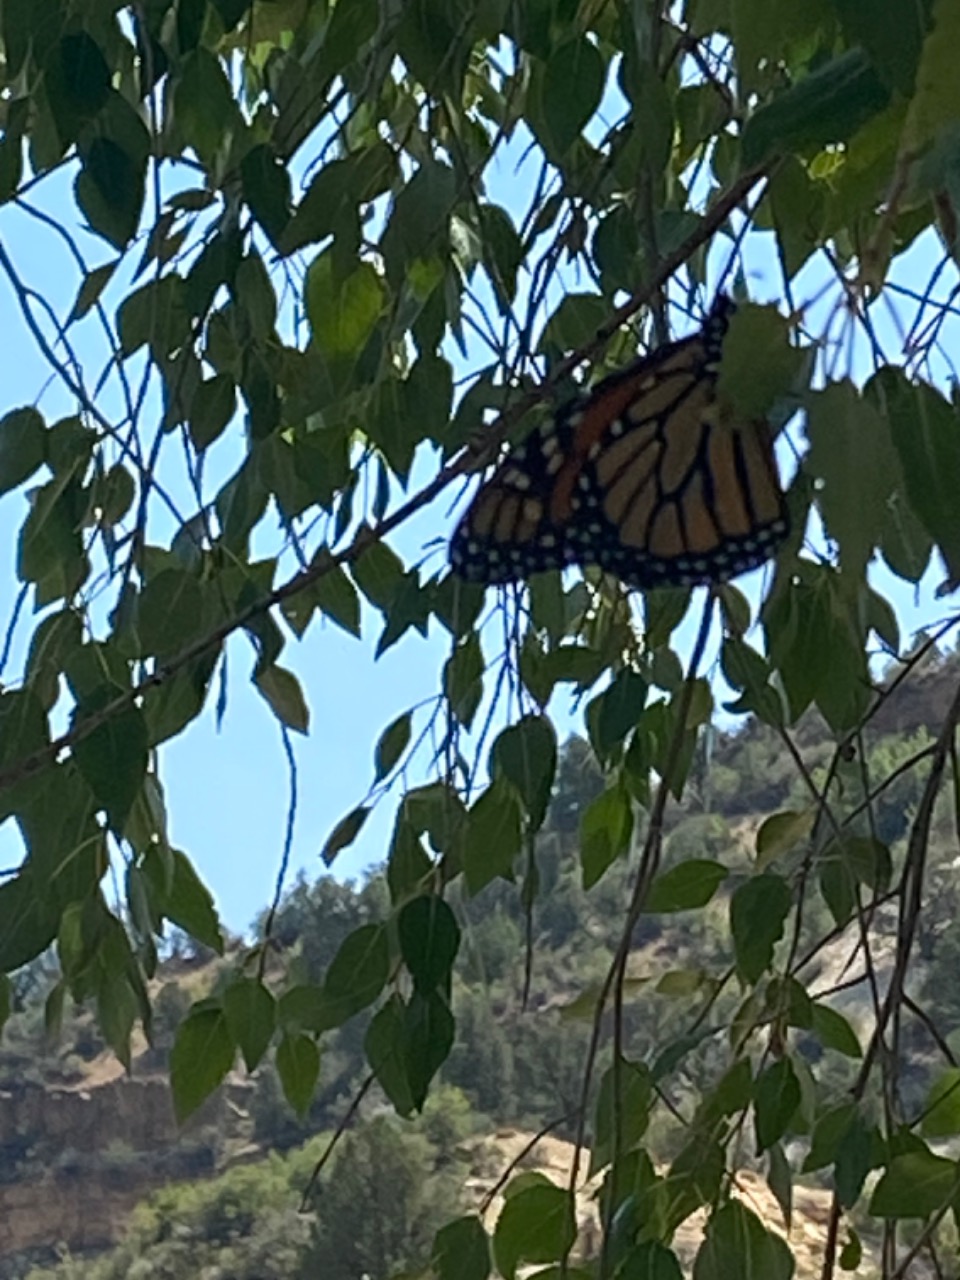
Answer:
[450,297,789,591]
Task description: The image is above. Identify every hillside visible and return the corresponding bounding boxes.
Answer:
[2,646,959,1279]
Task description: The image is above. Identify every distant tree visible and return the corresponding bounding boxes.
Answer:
[303,1118,462,1280]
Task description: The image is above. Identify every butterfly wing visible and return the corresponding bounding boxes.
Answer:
[449,410,582,583]
[450,298,789,590]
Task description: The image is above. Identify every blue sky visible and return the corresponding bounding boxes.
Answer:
[1,122,958,936]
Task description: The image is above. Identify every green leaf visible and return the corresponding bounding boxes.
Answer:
[67,260,117,324]
[387,814,433,903]
[753,1059,801,1153]
[173,48,244,171]
[241,142,290,247]
[819,833,891,928]
[145,847,224,953]
[444,633,484,728]
[381,160,456,287]
[730,873,792,984]
[741,48,891,168]
[73,705,148,833]
[50,32,111,129]
[280,142,398,254]
[763,567,869,732]
[433,1216,491,1280]
[900,0,960,152]
[835,1109,876,1207]
[396,0,469,98]
[323,923,390,1023]
[352,540,404,611]
[365,994,415,1116]
[692,1202,793,1280]
[403,987,454,1109]
[255,664,310,734]
[767,156,824,279]
[922,1068,960,1138]
[321,804,370,866]
[540,292,609,355]
[0,407,46,494]
[839,1230,863,1271]
[189,373,235,451]
[580,782,634,890]
[833,0,932,94]
[0,973,9,1035]
[18,476,84,586]
[871,368,960,586]
[494,1183,577,1280]
[375,712,412,781]
[96,465,135,527]
[277,984,327,1034]
[480,204,523,310]
[869,1150,959,1218]
[170,1004,235,1123]
[610,1245,682,1280]
[535,39,605,157]
[0,875,60,972]
[138,569,204,659]
[375,572,430,656]
[311,554,362,638]
[76,137,145,249]
[492,715,557,832]
[276,1031,320,1117]
[718,303,806,421]
[463,779,523,894]
[803,1102,858,1173]
[306,253,385,359]
[588,670,649,760]
[222,976,276,1073]
[806,382,902,572]
[643,860,728,913]
[663,1139,726,1232]
[143,651,219,747]
[398,896,461,993]
[767,1142,793,1230]
[591,1057,653,1173]
[755,809,814,868]
[811,1005,862,1058]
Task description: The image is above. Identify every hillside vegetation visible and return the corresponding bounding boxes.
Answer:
[3,645,959,1279]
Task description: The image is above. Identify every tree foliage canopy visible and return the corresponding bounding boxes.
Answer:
[2,0,960,1275]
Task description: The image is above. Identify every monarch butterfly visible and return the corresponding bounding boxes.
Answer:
[449,295,789,591]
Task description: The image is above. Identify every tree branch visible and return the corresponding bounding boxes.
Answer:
[0,165,769,799]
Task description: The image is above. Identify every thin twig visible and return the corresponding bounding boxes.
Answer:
[258,725,299,981]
